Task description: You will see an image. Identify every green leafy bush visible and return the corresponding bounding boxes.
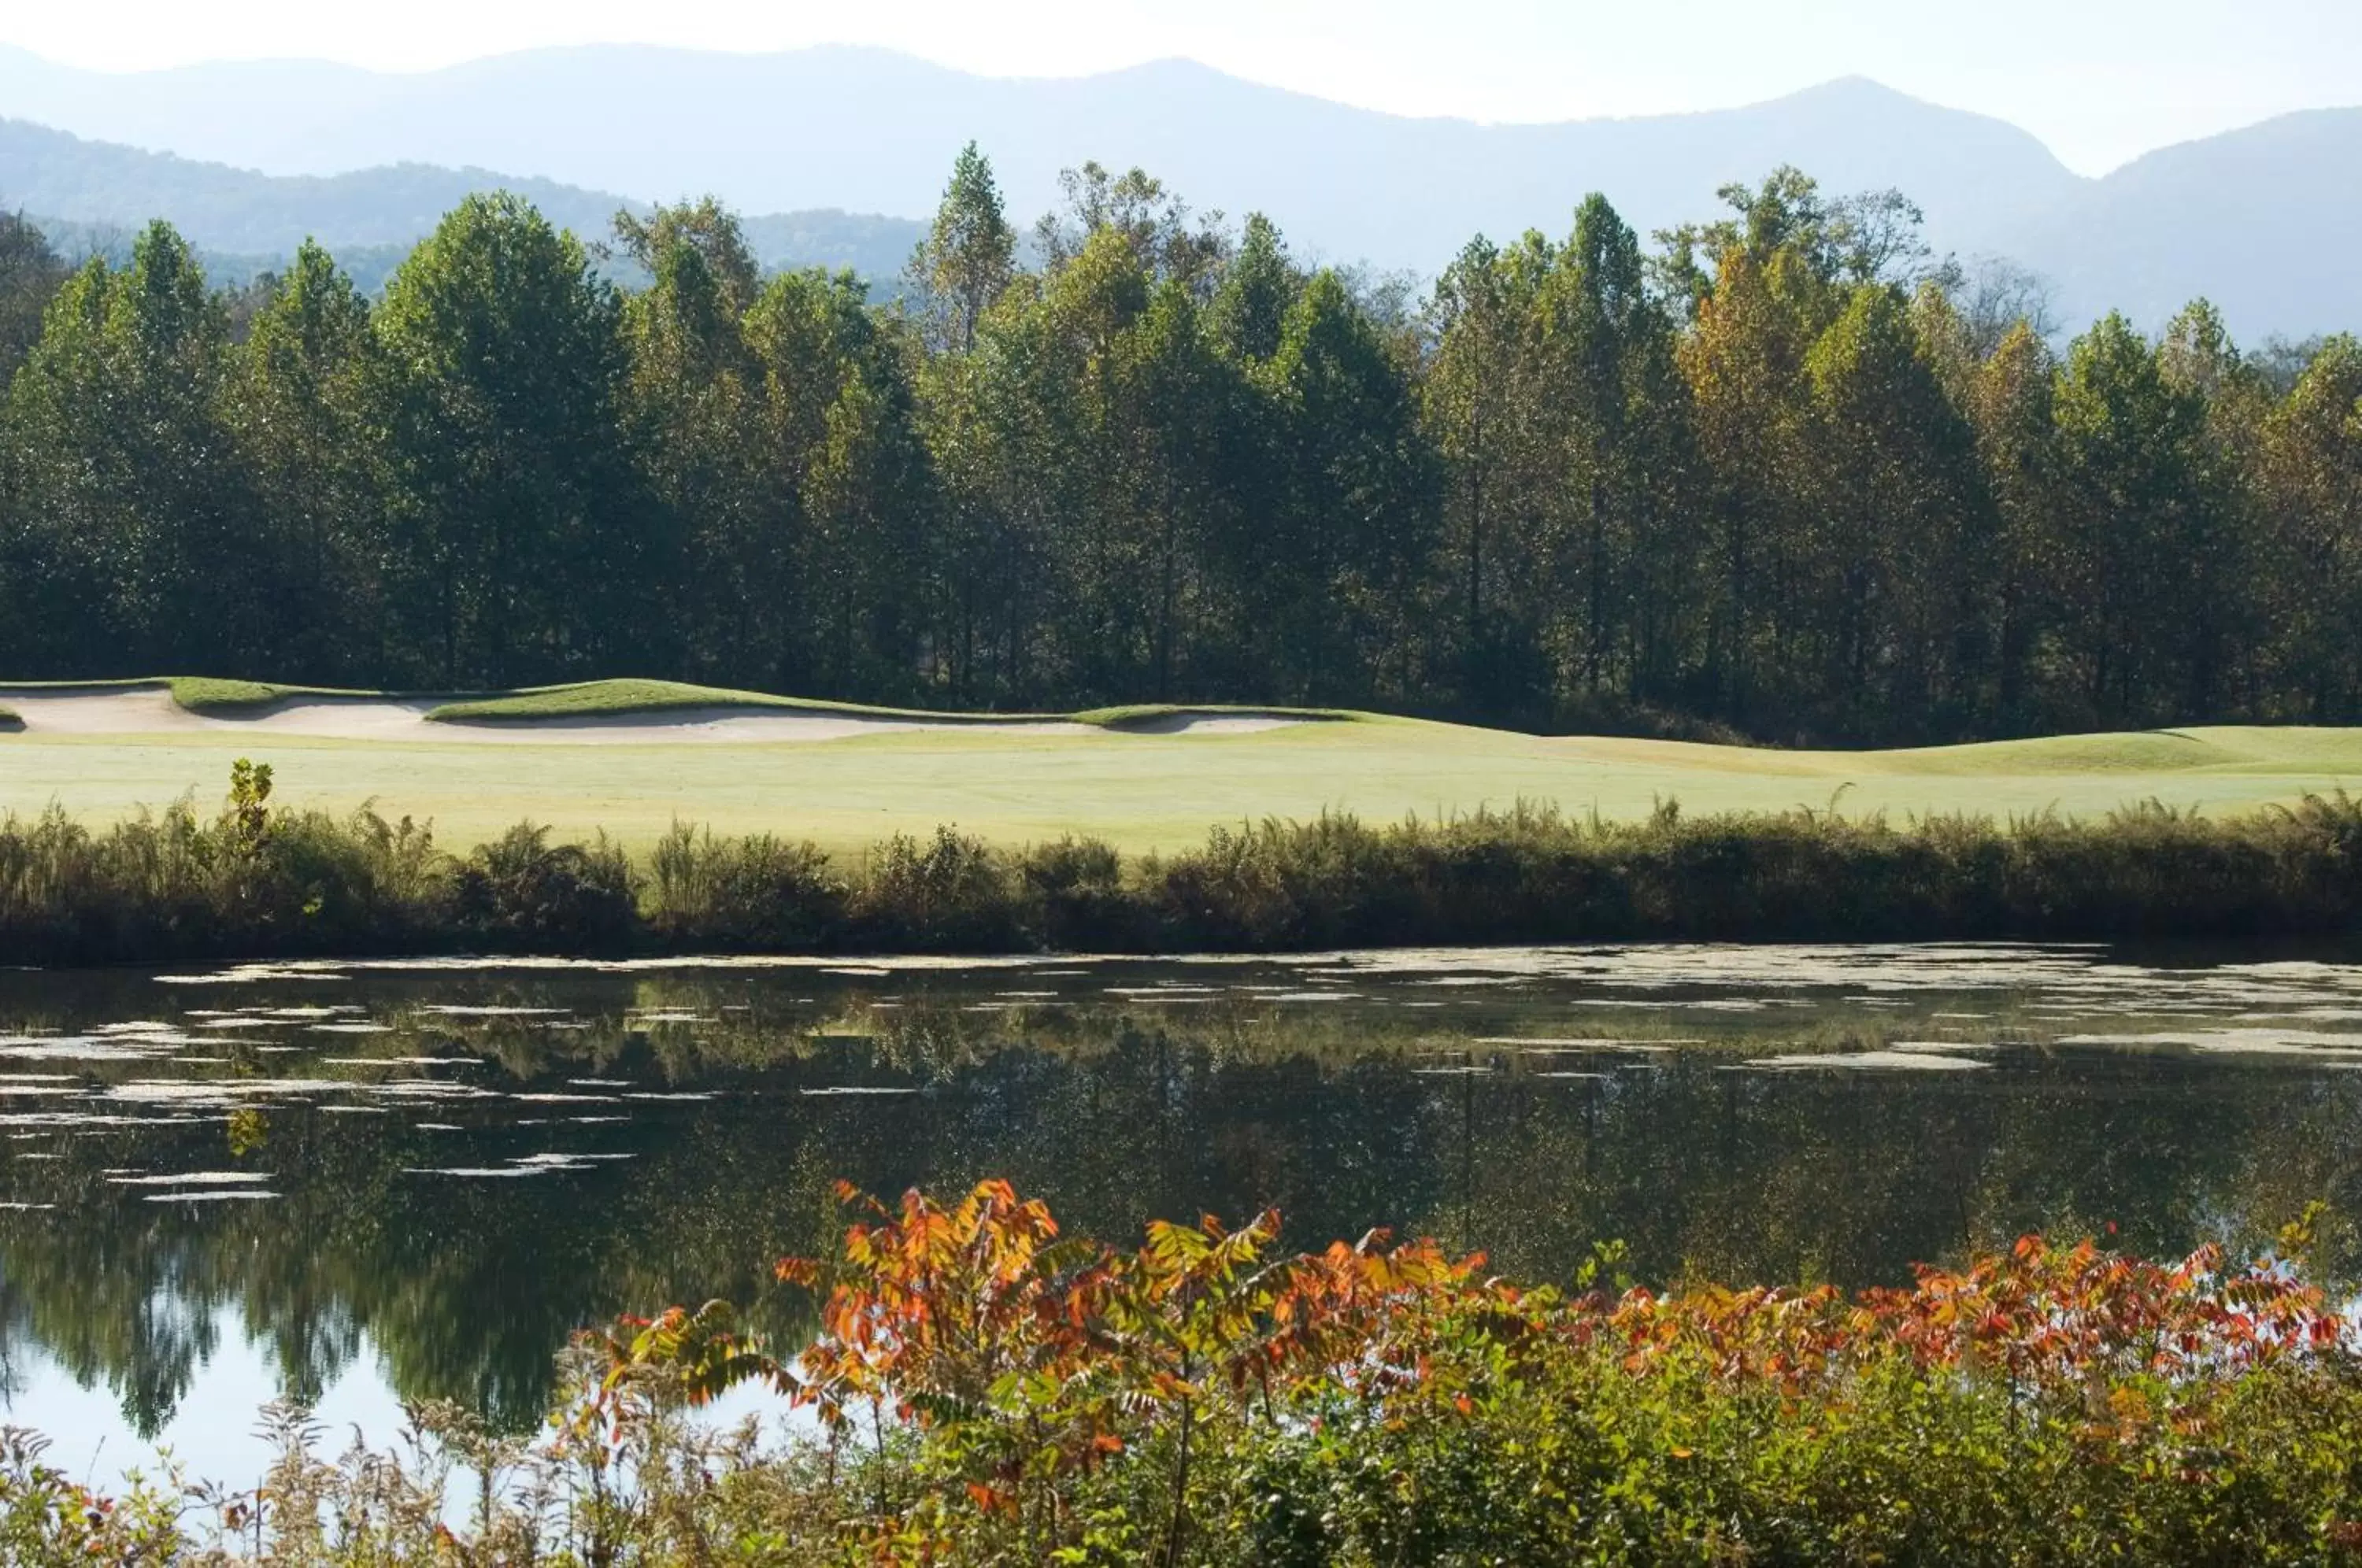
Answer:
[645,821,848,949]
[854,826,1023,950]
[1016,834,1139,947]
[454,823,637,952]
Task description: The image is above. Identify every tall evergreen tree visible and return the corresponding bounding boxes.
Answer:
[2,224,246,671]
[745,268,933,697]
[1208,214,1300,365]
[1,162,2357,742]
[0,212,67,395]
[1960,321,2062,730]
[1678,242,1833,723]
[1539,194,1690,714]
[1260,270,1438,702]
[2051,312,2229,725]
[1110,279,1250,698]
[1801,284,1992,734]
[225,240,383,678]
[913,143,1016,354]
[621,216,768,681]
[2256,336,2362,716]
[1426,233,1546,710]
[372,194,643,686]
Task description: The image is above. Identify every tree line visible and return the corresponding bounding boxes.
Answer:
[2,151,2357,744]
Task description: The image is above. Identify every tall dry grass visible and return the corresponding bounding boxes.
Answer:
[5,774,2359,964]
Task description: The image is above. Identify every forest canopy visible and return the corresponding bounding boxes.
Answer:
[0,153,2356,746]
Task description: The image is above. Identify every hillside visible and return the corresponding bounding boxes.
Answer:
[2,45,2359,333]
[0,116,923,287]
[2000,107,2362,338]
[0,46,2079,264]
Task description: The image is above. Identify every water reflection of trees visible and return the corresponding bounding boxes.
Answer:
[0,970,2356,1435]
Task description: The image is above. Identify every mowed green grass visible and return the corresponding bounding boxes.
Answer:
[5,705,2362,854]
[424,677,1353,728]
[2,675,1353,729]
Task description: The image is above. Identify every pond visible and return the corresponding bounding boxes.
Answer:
[4,941,2360,1486]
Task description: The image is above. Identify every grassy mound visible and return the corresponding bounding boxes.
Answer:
[424,679,1358,729]
[0,704,18,731]
[425,678,1065,724]
[167,676,376,714]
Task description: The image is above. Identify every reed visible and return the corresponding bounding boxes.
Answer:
[5,768,2360,965]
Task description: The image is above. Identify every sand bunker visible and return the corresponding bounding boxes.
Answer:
[1116,712,1303,734]
[0,687,1309,745]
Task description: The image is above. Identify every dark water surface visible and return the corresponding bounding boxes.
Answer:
[4,942,2360,1481]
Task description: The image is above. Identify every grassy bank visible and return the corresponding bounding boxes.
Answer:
[13,1184,2357,1563]
[6,765,2362,965]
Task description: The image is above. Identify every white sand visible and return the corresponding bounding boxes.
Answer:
[0,687,1306,745]
[1119,713,1305,734]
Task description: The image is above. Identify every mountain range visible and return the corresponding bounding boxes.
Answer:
[2,43,2356,338]
[0,116,923,293]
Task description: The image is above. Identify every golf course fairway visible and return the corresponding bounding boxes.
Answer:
[4,682,2361,852]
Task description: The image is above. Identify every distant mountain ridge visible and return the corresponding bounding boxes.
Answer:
[1,44,2356,337]
[1987,107,2362,342]
[0,117,924,289]
[0,47,2079,259]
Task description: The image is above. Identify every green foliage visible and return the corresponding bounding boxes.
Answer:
[856,827,1023,950]
[0,786,446,963]
[372,191,644,688]
[454,823,639,952]
[3,224,246,673]
[1015,834,1137,946]
[12,1189,2359,1563]
[1207,213,1301,363]
[10,767,2362,963]
[225,756,272,856]
[0,209,68,394]
[646,820,847,949]
[221,239,383,678]
[169,676,306,712]
[429,677,824,721]
[2,160,2360,742]
[913,142,1016,353]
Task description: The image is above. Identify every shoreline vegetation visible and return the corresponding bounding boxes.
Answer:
[6,764,2362,966]
[9,1182,2357,1562]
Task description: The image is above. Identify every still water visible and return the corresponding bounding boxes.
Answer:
[3,942,2360,1485]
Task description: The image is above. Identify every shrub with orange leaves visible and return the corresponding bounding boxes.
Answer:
[10,1184,2359,1563]
[584,1183,2362,1563]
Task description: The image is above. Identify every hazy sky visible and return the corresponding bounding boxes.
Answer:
[4,0,2356,175]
